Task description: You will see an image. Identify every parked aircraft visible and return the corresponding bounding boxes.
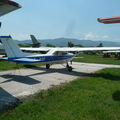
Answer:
[21,35,120,54]
[30,35,41,47]
[1,35,120,71]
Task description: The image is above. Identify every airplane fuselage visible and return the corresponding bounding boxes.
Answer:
[8,54,74,64]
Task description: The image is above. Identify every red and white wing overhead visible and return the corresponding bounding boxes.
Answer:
[0,0,21,17]
[98,16,120,24]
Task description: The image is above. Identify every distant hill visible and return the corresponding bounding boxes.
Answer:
[15,38,120,47]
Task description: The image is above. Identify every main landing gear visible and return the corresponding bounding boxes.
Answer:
[66,63,73,72]
[46,63,73,72]
[46,64,50,69]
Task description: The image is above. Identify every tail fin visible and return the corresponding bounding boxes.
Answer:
[30,35,41,47]
[0,36,27,58]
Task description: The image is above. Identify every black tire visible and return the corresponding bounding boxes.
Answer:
[46,64,50,69]
[68,66,72,72]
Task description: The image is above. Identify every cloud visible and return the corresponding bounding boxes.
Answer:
[64,31,109,41]
[83,32,97,40]
[82,32,109,40]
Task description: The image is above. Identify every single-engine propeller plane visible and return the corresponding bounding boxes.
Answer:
[1,35,120,72]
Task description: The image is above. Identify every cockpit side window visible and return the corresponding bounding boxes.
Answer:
[53,51,68,56]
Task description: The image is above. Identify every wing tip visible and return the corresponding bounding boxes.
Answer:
[0,0,22,8]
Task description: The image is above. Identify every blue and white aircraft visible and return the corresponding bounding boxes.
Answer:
[1,35,120,71]
[0,36,74,71]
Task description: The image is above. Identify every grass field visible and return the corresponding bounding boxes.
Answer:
[73,53,120,65]
[0,68,120,120]
[0,61,44,71]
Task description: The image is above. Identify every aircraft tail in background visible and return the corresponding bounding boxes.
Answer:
[30,35,41,47]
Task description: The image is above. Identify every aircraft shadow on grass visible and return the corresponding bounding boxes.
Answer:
[0,87,20,112]
[92,73,120,81]
[92,71,120,101]
[0,74,40,85]
[112,91,120,101]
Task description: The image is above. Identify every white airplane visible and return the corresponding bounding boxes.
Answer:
[0,1,120,71]
[21,35,120,54]
[1,35,120,72]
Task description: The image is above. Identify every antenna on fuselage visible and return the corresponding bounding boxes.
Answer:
[0,22,2,43]
[0,22,1,28]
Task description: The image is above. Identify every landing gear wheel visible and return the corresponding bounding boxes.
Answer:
[68,66,72,72]
[66,62,73,72]
[46,64,50,69]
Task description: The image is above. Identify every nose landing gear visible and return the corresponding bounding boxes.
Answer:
[46,64,50,69]
[66,63,73,72]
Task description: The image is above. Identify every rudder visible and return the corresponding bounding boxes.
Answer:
[0,35,26,58]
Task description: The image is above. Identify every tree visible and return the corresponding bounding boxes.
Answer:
[46,44,55,47]
[75,44,83,47]
[97,43,103,47]
[18,44,32,47]
[68,42,74,47]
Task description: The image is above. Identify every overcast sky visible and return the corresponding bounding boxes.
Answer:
[1,0,120,41]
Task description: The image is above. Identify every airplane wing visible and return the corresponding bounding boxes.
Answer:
[55,47,120,52]
[0,0,21,17]
[103,50,120,54]
[21,47,120,53]
[97,16,120,24]
[20,47,52,52]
